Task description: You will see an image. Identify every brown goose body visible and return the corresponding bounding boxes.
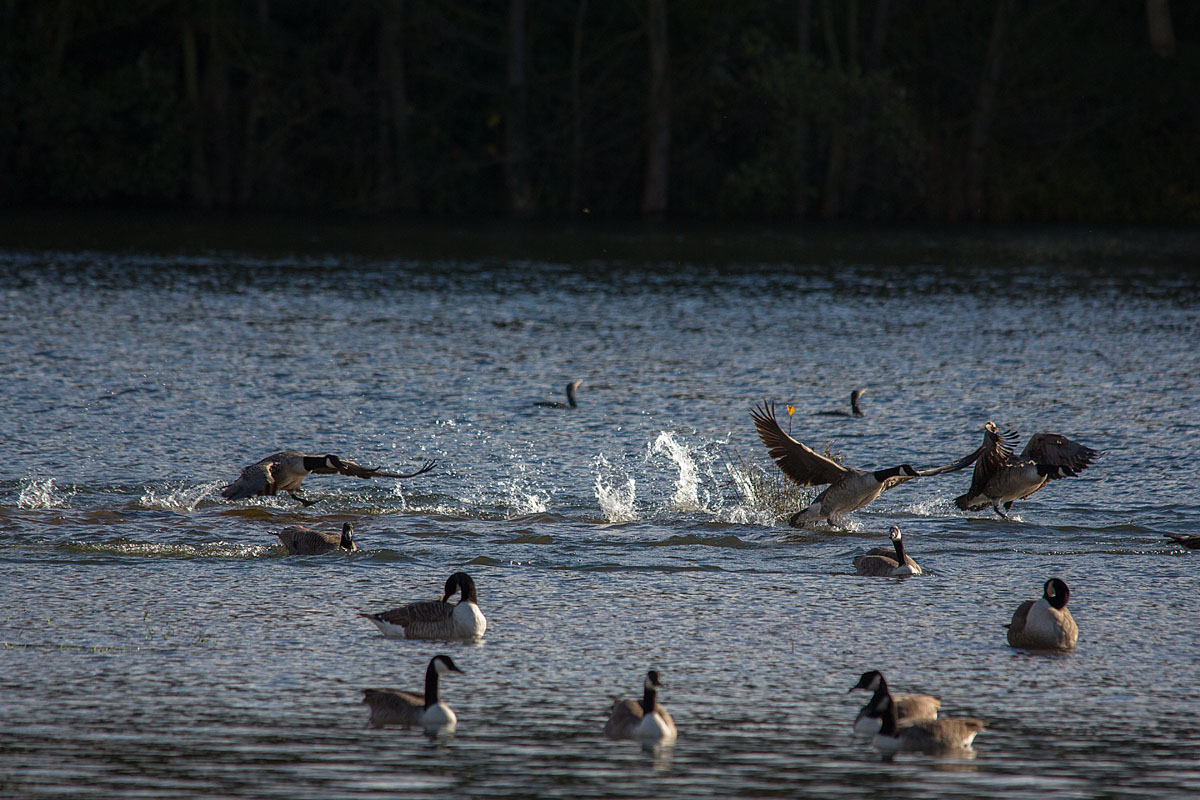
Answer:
[954,423,1098,517]
[274,522,356,554]
[360,572,487,640]
[221,450,435,506]
[604,670,677,743]
[853,526,922,576]
[1006,577,1078,650]
[751,401,979,526]
[362,654,462,729]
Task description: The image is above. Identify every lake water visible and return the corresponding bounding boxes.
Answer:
[2,219,1199,798]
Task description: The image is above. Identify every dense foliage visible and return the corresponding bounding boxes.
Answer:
[2,0,1196,223]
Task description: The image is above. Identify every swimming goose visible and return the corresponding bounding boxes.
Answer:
[1006,577,1078,650]
[853,526,922,576]
[362,654,463,729]
[817,388,866,417]
[1162,533,1200,549]
[864,686,985,757]
[221,451,435,506]
[604,670,677,743]
[954,422,1098,517]
[360,572,487,640]
[535,380,582,409]
[273,522,357,554]
[849,670,940,735]
[751,401,979,526]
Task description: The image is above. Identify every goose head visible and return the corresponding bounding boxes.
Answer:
[899,464,918,478]
[645,670,664,691]
[340,522,357,551]
[888,526,902,542]
[324,454,346,470]
[432,654,463,676]
[441,571,477,603]
[1043,577,1071,610]
[849,670,885,694]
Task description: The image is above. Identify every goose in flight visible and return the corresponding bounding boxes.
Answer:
[220,451,435,506]
[853,526,922,576]
[604,670,677,744]
[954,422,1098,517]
[1005,577,1078,651]
[272,522,357,554]
[535,380,582,409]
[817,388,866,417]
[849,670,940,736]
[362,654,463,729]
[360,572,487,640]
[751,401,979,527]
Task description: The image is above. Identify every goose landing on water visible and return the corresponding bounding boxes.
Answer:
[954,422,1098,517]
[360,572,487,640]
[221,451,435,507]
[849,670,940,736]
[853,526,921,576]
[362,655,462,729]
[817,388,866,417]
[751,401,980,527]
[535,380,582,409]
[273,522,357,554]
[1006,577,1078,651]
[604,670,677,744]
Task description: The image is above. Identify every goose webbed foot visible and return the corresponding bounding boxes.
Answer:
[992,502,1009,518]
[290,491,319,507]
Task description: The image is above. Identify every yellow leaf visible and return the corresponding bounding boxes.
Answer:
[786,405,795,416]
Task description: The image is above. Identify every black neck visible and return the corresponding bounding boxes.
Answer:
[872,465,906,483]
[566,384,578,408]
[877,694,900,736]
[302,456,327,472]
[1047,583,1070,610]
[851,400,862,416]
[891,537,907,564]
[641,685,657,714]
[423,662,440,709]
[458,576,477,604]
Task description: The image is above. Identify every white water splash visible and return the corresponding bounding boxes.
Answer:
[139,482,220,512]
[594,454,638,522]
[649,431,708,512]
[18,478,75,509]
[502,460,550,517]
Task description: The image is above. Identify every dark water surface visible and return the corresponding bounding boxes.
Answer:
[2,221,1199,798]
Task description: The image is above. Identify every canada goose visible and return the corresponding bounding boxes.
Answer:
[853,526,922,576]
[954,422,1098,517]
[751,401,979,526]
[604,670,677,744]
[221,451,435,506]
[817,388,866,417]
[362,654,462,729]
[849,670,940,735]
[1006,577,1078,650]
[273,522,357,554]
[535,380,582,409]
[1163,533,1200,549]
[360,572,487,640]
[864,687,985,758]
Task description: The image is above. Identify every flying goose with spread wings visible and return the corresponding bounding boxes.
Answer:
[751,401,980,527]
[220,451,435,506]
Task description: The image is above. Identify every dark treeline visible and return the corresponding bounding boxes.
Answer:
[1,1,1196,223]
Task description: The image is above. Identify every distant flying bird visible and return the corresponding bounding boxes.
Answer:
[220,451,435,506]
[954,423,1098,517]
[360,572,487,640]
[1005,577,1078,651]
[604,670,677,744]
[272,522,357,554]
[817,388,867,417]
[362,654,463,730]
[535,380,582,409]
[751,401,979,526]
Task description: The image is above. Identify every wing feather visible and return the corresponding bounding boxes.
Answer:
[312,457,437,479]
[1020,433,1098,478]
[750,401,847,487]
[373,600,456,626]
[220,462,273,499]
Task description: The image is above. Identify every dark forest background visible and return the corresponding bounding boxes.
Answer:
[1,0,1196,224]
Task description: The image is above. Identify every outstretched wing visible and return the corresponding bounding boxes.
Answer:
[314,457,437,480]
[750,401,847,488]
[1020,434,1098,479]
[220,462,273,499]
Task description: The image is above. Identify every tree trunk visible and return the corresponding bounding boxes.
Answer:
[376,0,416,212]
[180,15,210,208]
[569,0,588,215]
[964,0,1012,222]
[794,0,812,219]
[641,0,669,220]
[1146,0,1175,59]
[237,0,270,208]
[205,0,232,208]
[842,0,891,213]
[505,0,534,216]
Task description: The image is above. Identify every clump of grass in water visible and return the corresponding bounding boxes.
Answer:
[727,444,844,523]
